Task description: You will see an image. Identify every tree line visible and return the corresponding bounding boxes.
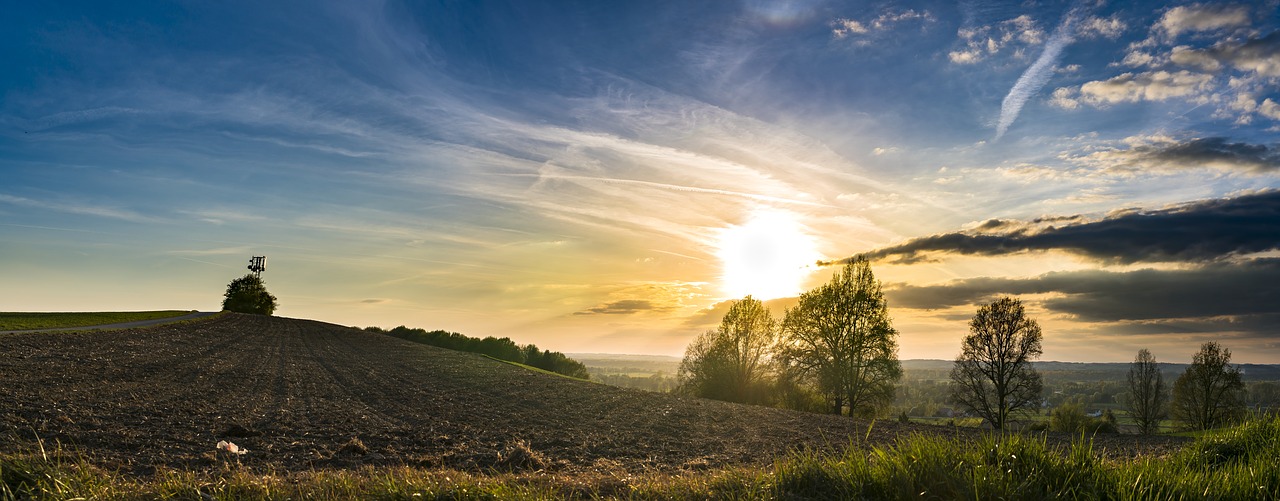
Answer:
[365,326,590,380]
[679,257,1251,432]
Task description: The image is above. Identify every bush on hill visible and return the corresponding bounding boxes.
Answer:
[221,274,277,315]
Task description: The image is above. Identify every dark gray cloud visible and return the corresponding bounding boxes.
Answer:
[1101,137,1280,174]
[887,258,1280,323]
[830,190,1280,265]
[1171,31,1280,78]
[575,299,659,315]
[1097,314,1280,339]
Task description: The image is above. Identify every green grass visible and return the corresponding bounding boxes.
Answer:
[5,417,1279,500]
[0,311,194,331]
[482,355,594,382]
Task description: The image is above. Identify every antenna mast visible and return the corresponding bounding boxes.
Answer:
[248,256,267,278]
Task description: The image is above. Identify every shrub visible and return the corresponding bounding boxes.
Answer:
[1049,402,1091,433]
[1050,402,1118,434]
[221,274,277,315]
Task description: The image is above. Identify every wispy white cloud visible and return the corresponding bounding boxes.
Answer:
[1077,15,1126,39]
[166,246,253,256]
[950,14,1046,64]
[22,106,143,131]
[994,4,1087,140]
[0,194,163,223]
[180,209,268,225]
[832,9,934,41]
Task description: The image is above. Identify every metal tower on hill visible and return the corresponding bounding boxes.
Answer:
[247,256,266,278]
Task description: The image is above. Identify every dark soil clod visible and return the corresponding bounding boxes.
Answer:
[338,437,369,456]
[220,424,262,438]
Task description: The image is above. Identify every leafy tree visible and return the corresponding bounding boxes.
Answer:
[1126,349,1167,435]
[221,274,277,315]
[949,297,1043,430]
[779,257,901,417]
[678,296,778,404]
[678,330,735,400]
[1172,342,1246,431]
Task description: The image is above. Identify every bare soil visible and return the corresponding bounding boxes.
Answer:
[0,313,1189,476]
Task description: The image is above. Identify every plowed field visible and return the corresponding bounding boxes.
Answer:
[0,313,1188,476]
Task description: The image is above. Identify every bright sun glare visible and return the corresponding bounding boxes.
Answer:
[717,211,821,300]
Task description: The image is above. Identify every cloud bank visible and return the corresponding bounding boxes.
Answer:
[1076,137,1280,174]
[828,190,1280,265]
[888,259,1280,321]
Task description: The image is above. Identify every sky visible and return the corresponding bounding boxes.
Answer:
[3,1,1279,363]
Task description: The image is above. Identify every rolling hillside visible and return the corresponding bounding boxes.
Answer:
[0,313,1186,476]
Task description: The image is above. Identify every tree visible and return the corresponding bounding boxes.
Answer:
[779,257,902,417]
[222,274,278,315]
[1171,342,1246,431]
[1048,400,1091,433]
[1126,349,1167,435]
[677,296,778,404]
[949,297,1043,430]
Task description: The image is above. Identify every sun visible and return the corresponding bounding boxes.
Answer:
[717,210,821,300]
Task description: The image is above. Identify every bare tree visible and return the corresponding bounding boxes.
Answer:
[779,257,901,417]
[678,296,777,404]
[949,297,1043,430]
[1126,349,1167,435]
[1172,342,1246,431]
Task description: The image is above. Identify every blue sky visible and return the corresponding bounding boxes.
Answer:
[3,1,1279,362]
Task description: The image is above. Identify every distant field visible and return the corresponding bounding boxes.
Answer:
[0,310,193,331]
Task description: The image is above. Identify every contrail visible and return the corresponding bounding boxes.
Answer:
[994,4,1085,140]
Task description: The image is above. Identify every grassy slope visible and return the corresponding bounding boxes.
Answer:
[482,355,593,382]
[0,311,193,331]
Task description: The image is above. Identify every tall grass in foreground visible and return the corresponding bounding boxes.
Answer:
[5,417,1279,500]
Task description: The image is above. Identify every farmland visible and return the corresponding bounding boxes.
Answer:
[1,313,964,475]
[6,313,1268,499]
